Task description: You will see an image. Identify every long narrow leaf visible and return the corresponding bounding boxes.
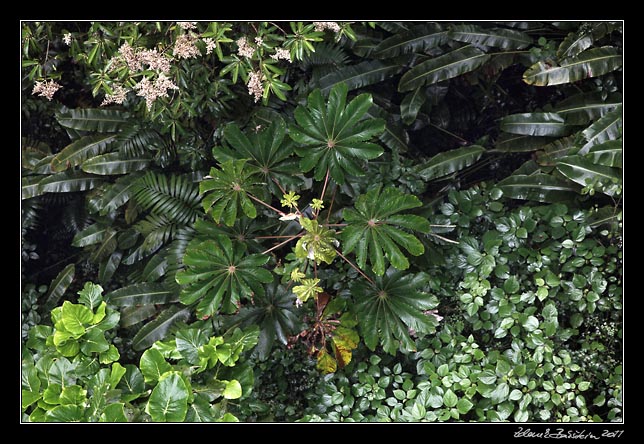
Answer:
[449,25,532,49]
[579,105,622,154]
[417,145,485,181]
[39,171,103,193]
[106,283,178,307]
[585,140,622,167]
[43,264,75,310]
[373,22,448,58]
[556,155,622,195]
[22,176,43,200]
[497,173,580,202]
[399,45,490,92]
[400,87,427,125]
[553,92,621,125]
[56,108,129,132]
[500,113,569,137]
[132,305,191,351]
[82,152,152,175]
[319,60,404,93]
[51,134,117,172]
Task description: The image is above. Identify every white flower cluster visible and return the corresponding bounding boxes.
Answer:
[177,22,197,30]
[112,42,171,73]
[236,36,255,58]
[270,47,292,63]
[63,33,72,46]
[313,22,341,33]
[203,37,216,55]
[134,73,179,110]
[101,84,128,106]
[173,33,200,59]
[32,80,62,101]
[247,71,264,103]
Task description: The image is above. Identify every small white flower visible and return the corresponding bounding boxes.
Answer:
[177,22,197,30]
[63,33,72,46]
[279,213,299,221]
[32,80,62,101]
[314,22,341,33]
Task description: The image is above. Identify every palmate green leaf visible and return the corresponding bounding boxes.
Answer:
[579,105,622,155]
[176,234,273,318]
[341,186,430,276]
[523,46,622,86]
[200,159,263,226]
[133,172,202,225]
[56,108,129,133]
[230,282,303,361]
[131,305,191,351]
[552,92,621,126]
[43,263,75,311]
[497,174,580,203]
[400,87,427,125]
[448,25,532,49]
[81,152,152,175]
[146,372,189,422]
[39,170,104,193]
[398,45,491,92]
[556,155,622,196]
[373,22,448,58]
[500,113,569,137]
[352,271,439,355]
[289,82,385,184]
[417,145,485,181]
[585,140,622,167]
[212,117,301,198]
[317,60,404,93]
[105,283,178,307]
[51,134,117,172]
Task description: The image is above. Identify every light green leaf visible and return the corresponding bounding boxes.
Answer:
[139,348,173,384]
[146,372,189,422]
[443,389,458,408]
[60,301,93,337]
[223,380,243,399]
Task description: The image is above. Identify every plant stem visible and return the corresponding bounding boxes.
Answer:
[261,235,301,255]
[323,223,347,227]
[335,249,375,285]
[429,123,468,144]
[326,185,338,225]
[256,234,304,239]
[315,169,331,219]
[429,233,460,245]
[248,193,285,216]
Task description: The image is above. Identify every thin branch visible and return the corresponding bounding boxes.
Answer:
[248,193,285,216]
[428,123,468,145]
[326,184,338,225]
[429,233,460,245]
[315,169,331,219]
[430,223,457,228]
[256,234,304,239]
[323,223,347,227]
[261,235,301,255]
[335,249,375,285]
[272,177,287,196]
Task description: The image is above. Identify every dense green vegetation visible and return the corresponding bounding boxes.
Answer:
[22,21,622,422]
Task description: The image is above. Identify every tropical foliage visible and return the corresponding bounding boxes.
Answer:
[22,20,621,423]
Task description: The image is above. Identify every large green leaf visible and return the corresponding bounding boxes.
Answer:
[494,133,554,153]
[585,140,622,167]
[133,172,202,225]
[146,372,189,422]
[232,283,303,361]
[400,87,427,125]
[131,305,191,351]
[342,186,430,276]
[212,117,300,198]
[416,145,485,181]
[523,46,622,86]
[140,348,173,384]
[56,108,129,132]
[497,174,580,203]
[289,82,385,184]
[51,134,118,172]
[81,152,152,175]
[365,105,409,153]
[500,113,569,137]
[352,271,439,355]
[105,283,178,307]
[556,155,622,196]
[72,223,108,247]
[176,234,273,317]
[200,159,263,226]
[98,172,144,216]
[43,263,75,311]
[119,305,157,328]
[39,171,103,193]
[22,176,43,200]
[552,92,621,125]
[373,22,448,58]
[448,25,532,49]
[318,60,404,93]
[398,45,491,92]
[579,105,622,154]
[535,136,579,166]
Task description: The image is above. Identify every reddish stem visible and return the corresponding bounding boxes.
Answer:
[335,249,375,285]
[248,193,286,216]
[261,234,301,255]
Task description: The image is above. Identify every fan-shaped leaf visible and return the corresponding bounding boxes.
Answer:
[523,46,622,86]
[399,45,490,92]
[318,60,404,93]
[43,264,75,310]
[374,22,448,58]
[132,305,191,351]
[417,145,485,181]
[352,271,439,354]
[106,283,178,307]
[39,171,103,193]
[553,92,621,125]
[579,105,622,154]
[56,108,129,132]
[497,174,580,203]
[133,172,201,225]
[500,113,569,137]
[449,25,532,49]
[82,152,152,175]
[585,140,622,167]
[51,134,118,172]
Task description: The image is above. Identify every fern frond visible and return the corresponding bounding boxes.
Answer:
[132,172,201,225]
[116,124,163,158]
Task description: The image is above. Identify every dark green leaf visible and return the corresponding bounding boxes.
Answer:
[43,263,75,310]
[81,152,152,175]
[500,113,569,137]
[400,87,427,125]
[417,145,485,181]
[449,25,532,49]
[556,156,621,195]
[51,134,117,172]
[39,171,104,193]
[374,23,447,58]
[553,92,621,125]
[99,172,144,215]
[106,283,178,307]
[56,108,129,132]
[72,224,108,247]
[585,140,622,167]
[131,305,191,351]
[134,172,201,225]
[318,60,404,93]
[22,176,44,200]
[497,174,579,203]
[579,106,622,154]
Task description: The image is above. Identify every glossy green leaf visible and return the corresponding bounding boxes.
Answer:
[535,136,579,166]
[585,140,622,167]
[77,281,103,311]
[223,379,242,399]
[101,403,128,422]
[400,87,427,125]
[146,372,189,422]
[51,134,117,172]
[352,271,439,355]
[22,176,44,199]
[45,405,84,422]
[106,283,178,307]
[72,224,108,247]
[39,171,103,193]
[500,113,569,137]
[494,133,553,153]
[80,328,110,354]
[318,60,404,93]
[133,171,202,225]
[457,398,474,414]
[443,389,458,408]
[82,152,152,175]
[523,46,622,86]
[140,348,173,384]
[98,172,144,215]
[398,45,491,92]
[374,22,448,58]
[342,186,430,275]
[556,156,621,195]
[60,301,93,337]
[557,30,594,59]
[56,108,129,132]
[43,263,75,310]
[579,105,622,154]
[116,365,145,402]
[289,82,385,184]
[449,25,532,49]
[552,92,621,125]
[497,174,579,203]
[176,234,273,317]
[131,305,191,351]
[417,145,485,181]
